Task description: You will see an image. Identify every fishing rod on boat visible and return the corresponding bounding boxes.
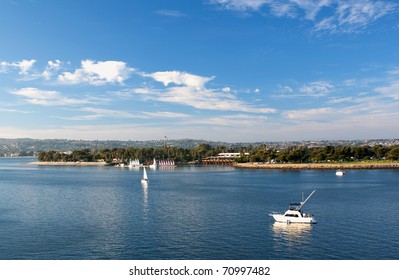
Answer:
[298,190,316,211]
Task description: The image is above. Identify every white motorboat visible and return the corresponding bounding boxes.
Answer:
[269,190,317,224]
[336,169,345,176]
[141,167,149,184]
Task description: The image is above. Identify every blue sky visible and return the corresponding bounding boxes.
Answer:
[1,0,399,142]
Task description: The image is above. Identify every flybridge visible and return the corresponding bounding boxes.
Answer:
[289,203,301,211]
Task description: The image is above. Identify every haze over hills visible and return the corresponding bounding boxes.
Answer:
[1,138,398,157]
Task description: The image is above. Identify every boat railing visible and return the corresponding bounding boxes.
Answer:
[269,211,281,216]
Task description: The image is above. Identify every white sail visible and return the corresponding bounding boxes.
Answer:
[141,167,149,184]
[150,158,157,168]
[158,159,176,168]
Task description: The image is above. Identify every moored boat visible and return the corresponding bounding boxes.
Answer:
[269,190,317,224]
[129,158,142,168]
[336,169,345,176]
[158,159,176,168]
[149,158,157,169]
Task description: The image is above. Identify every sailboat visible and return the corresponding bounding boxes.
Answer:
[149,158,157,169]
[158,159,176,168]
[141,167,149,184]
[129,158,142,168]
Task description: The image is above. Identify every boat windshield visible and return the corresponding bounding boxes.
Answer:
[289,203,301,210]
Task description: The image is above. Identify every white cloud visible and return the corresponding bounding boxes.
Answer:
[155,10,187,17]
[314,0,396,33]
[42,59,62,80]
[222,86,231,93]
[275,85,294,95]
[373,68,399,99]
[58,60,134,85]
[140,70,276,113]
[273,81,334,98]
[210,0,397,33]
[284,107,335,121]
[142,111,190,118]
[291,0,333,20]
[144,71,214,89]
[282,89,399,128]
[299,81,334,96]
[132,88,153,94]
[209,0,270,11]
[63,107,191,121]
[387,68,399,75]
[328,96,353,104]
[375,81,399,99]
[62,107,140,121]
[11,87,91,106]
[0,59,36,74]
[0,108,30,114]
[191,114,269,127]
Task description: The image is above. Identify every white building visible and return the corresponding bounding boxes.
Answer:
[217,152,249,158]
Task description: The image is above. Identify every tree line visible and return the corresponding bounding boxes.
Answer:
[37,144,399,164]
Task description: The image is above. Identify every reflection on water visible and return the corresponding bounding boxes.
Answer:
[272,222,313,248]
[141,183,148,206]
[141,183,149,215]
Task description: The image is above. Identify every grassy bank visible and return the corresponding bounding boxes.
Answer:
[234,161,399,170]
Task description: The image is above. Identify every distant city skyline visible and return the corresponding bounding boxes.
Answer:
[1,0,399,142]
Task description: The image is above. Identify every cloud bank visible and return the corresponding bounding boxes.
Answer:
[2,57,399,141]
[141,70,277,113]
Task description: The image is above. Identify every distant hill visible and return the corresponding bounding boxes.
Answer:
[0,138,231,157]
[0,137,398,157]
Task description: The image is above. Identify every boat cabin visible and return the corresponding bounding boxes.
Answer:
[284,212,301,217]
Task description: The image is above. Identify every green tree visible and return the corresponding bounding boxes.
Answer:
[387,146,399,160]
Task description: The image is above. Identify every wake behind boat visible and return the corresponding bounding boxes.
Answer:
[269,190,317,224]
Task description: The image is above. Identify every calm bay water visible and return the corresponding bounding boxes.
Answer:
[0,158,398,260]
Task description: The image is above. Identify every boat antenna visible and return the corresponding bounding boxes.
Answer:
[298,190,316,210]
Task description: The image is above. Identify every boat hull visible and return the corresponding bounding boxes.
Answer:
[270,214,317,224]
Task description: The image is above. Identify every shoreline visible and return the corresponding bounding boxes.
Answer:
[234,162,399,170]
[28,161,108,166]
[26,161,399,169]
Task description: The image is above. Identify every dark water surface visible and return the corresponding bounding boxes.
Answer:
[0,158,398,260]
